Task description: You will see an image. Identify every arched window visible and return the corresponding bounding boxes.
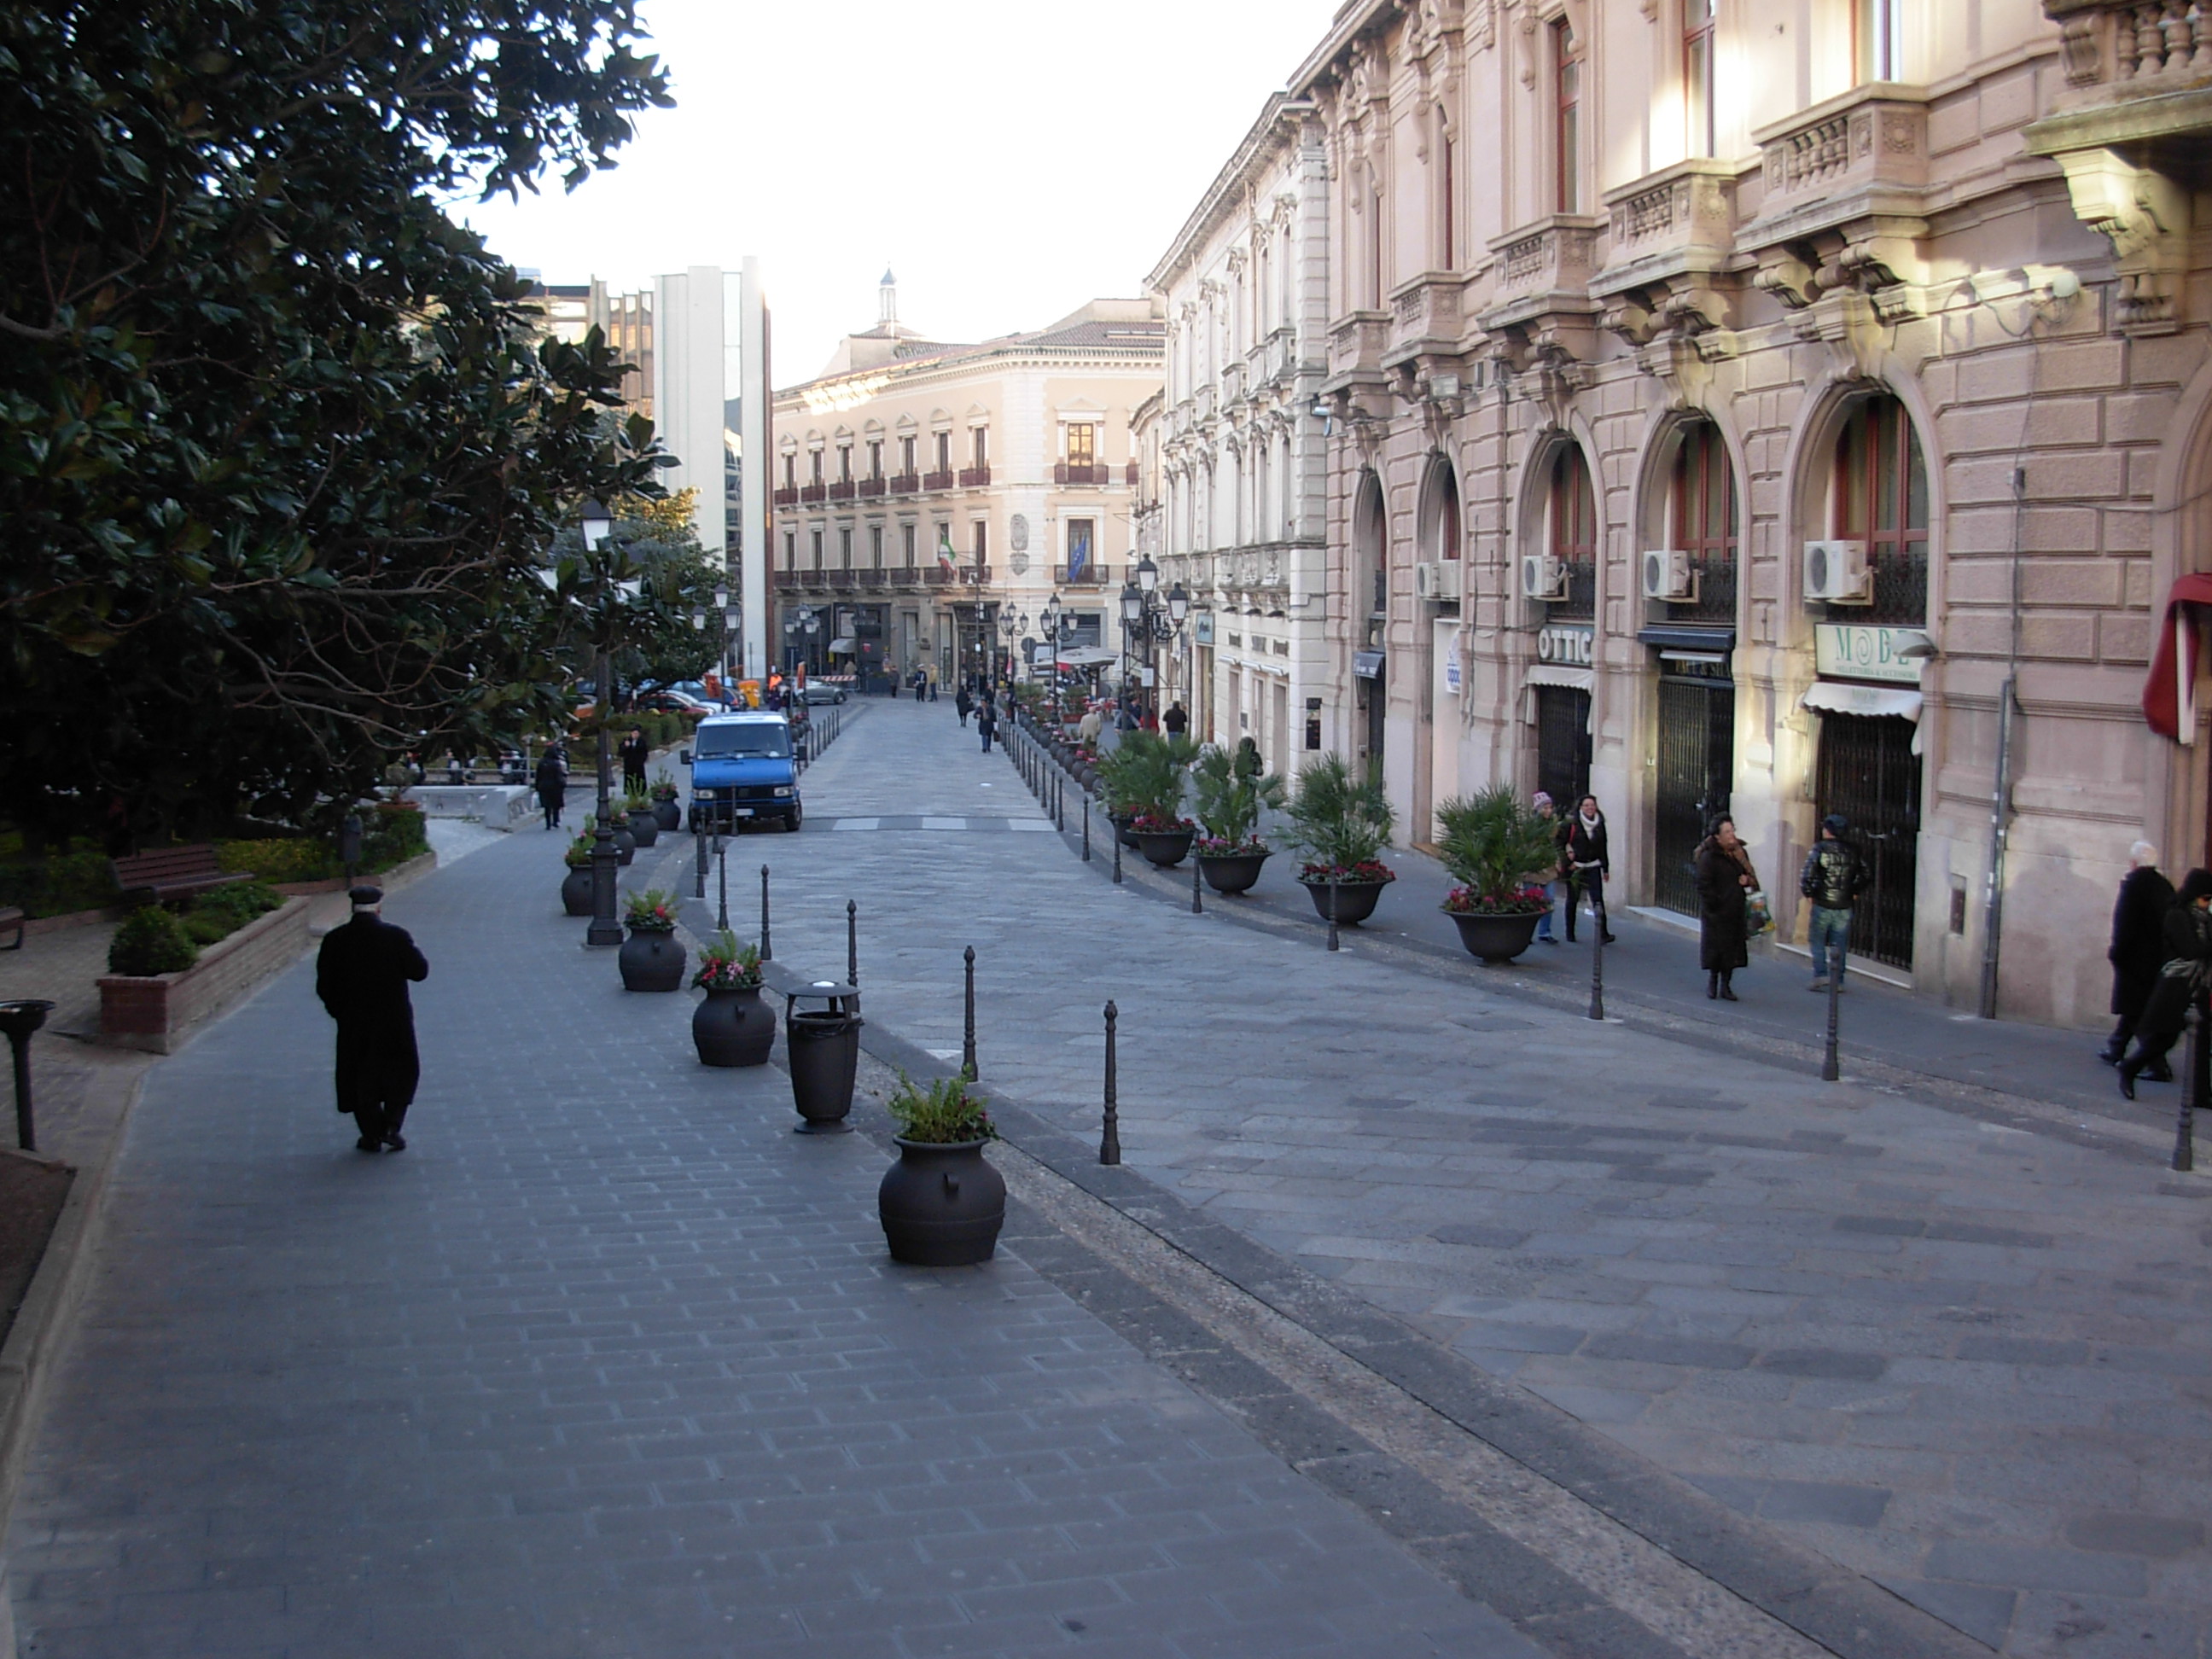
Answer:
[1421,457,1461,562]
[1670,422,1735,622]
[1832,396,1928,625]
[1549,447,1598,620]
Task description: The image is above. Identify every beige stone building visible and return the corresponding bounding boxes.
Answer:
[770,282,1164,694]
[1222,0,2212,1027]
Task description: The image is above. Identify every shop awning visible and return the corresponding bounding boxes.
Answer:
[1056,646,1119,668]
[1801,681,1923,723]
[1524,664,1593,693]
[2144,573,2212,742]
[1353,650,1385,680]
[827,637,856,655]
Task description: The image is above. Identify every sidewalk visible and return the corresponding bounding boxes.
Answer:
[724,698,2212,1659]
[3,790,1535,1659]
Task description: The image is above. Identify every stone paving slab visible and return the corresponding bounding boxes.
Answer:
[3,795,1537,1659]
[729,698,2212,1659]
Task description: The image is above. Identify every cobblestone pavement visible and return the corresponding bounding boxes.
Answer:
[3,783,1536,1658]
[720,696,2212,1659]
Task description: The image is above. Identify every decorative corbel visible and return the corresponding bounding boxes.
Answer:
[2049,146,2187,334]
[1753,247,1819,310]
[1599,296,1657,347]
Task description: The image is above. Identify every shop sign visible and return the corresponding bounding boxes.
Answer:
[1445,654,1462,696]
[1536,624,1594,667]
[1814,624,1925,685]
[1193,613,1214,646]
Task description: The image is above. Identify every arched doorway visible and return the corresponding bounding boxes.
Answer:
[1353,470,1388,782]
[1532,445,1596,812]
[1650,419,1739,916]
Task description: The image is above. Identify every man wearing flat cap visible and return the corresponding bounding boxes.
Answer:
[314,886,430,1151]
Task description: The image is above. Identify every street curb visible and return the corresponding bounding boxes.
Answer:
[842,1010,1994,1659]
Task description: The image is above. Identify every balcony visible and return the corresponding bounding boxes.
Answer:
[1477,218,1605,336]
[1055,463,1112,486]
[799,483,826,504]
[772,486,799,508]
[858,477,886,499]
[1324,311,1389,390]
[1126,462,1140,486]
[827,480,855,502]
[1052,563,1115,585]
[1383,273,1468,372]
[888,471,919,495]
[1594,159,1738,291]
[958,465,992,488]
[923,469,955,492]
[1740,84,1929,255]
[827,569,857,590]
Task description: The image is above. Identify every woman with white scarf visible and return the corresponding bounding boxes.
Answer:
[1562,795,1616,945]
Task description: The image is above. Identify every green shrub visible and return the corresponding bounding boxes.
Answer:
[108,907,200,976]
[0,847,123,917]
[883,1072,996,1143]
[217,838,338,883]
[195,882,282,926]
[363,802,427,871]
[181,911,230,945]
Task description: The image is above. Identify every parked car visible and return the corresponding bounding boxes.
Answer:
[798,683,847,706]
[635,689,715,718]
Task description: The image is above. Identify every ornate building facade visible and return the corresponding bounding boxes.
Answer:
[1237,0,2212,1027]
[770,282,1163,693]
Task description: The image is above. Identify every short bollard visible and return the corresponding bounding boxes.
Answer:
[1587,922,1605,1022]
[1191,848,1202,915]
[716,835,730,932]
[693,830,708,899]
[1055,772,1065,832]
[1821,968,1842,1082]
[1113,827,1123,885]
[1327,879,1341,952]
[847,899,859,988]
[962,946,978,1082]
[0,998,54,1153]
[2174,1004,2201,1173]
[760,864,773,961]
[1082,798,1091,862]
[1100,999,1121,1166]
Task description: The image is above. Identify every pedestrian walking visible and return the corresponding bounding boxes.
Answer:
[2118,868,2212,1099]
[2102,840,2175,1068]
[1563,795,1615,944]
[533,751,566,830]
[976,696,998,754]
[1798,813,1870,992]
[314,885,430,1152]
[1695,814,1758,1001]
[955,685,973,728]
[1532,792,1562,944]
[911,669,926,704]
[617,725,649,794]
[1163,701,1188,737]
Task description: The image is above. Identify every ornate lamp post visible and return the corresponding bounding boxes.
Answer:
[1120,557,1190,725]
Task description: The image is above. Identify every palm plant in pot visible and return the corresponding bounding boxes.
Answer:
[623,783,661,848]
[1285,754,1396,925]
[1190,739,1285,896]
[876,1073,1005,1266]
[1100,731,1198,867]
[560,830,596,916]
[649,768,683,832]
[618,888,686,992]
[690,930,772,1066]
[1436,786,1561,963]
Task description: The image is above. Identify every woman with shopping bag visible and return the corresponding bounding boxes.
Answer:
[1695,814,1760,1001]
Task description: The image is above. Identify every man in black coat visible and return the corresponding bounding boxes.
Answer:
[617,725,650,794]
[2103,841,2174,1068]
[315,886,430,1151]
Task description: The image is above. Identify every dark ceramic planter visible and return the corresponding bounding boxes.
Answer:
[1445,907,1546,963]
[613,824,637,866]
[1135,828,1195,869]
[626,808,661,848]
[652,797,682,831]
[1199,849,1270,895]
[1113,813,1139,850]
[787,1009,861,1132]
[693,985,774,1066]
[1300,877,1387,926]
[878,1138,1006,1266]
[560,866,593,916]
[618,928,684,992]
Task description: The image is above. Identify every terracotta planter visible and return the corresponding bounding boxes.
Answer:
[1199,848,1270,895]
[1134,827,1195,869]
[693,984,773,1066]
[561,866,593,916]
[1445,907,1545,963]
[652,797,681,831]
[877,1138,1006,1266]
[626,808,660,848]
[1300,877,1387,926]
[618,928,684,992]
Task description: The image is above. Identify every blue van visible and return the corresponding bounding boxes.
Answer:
[684,712,801,833]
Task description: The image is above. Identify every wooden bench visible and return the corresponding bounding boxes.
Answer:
[0,905,20,950]
[111,845,253,906]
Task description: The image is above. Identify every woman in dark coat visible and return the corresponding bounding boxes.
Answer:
[2102,841,2174,1066]
[2119,868,2212,1099]
[1562,796,1615,944]
[1694,815,1758,1001]
[533,752,567,830]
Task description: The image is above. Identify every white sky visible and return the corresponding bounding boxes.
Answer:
[458,0,1346,386]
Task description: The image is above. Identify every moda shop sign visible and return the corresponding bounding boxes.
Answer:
[1814,624,1926,685]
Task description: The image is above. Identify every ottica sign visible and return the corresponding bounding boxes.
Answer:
[1536,624,1594,667]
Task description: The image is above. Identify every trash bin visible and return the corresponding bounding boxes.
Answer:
[785,981,861,1134]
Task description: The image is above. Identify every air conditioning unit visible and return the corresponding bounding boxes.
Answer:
[1521,552,1569,601]
[1803,539,1872,604]
[1641,549,1696,602]
[1414,561,1464,602]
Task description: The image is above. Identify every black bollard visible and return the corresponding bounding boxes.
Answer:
[1822,964,1842,1082]
[694,830,708,899]
[1191,847,1202,915]
[1055,771,1065,832]
[1113,824,1122,885]
[760,864,772,961]
[1100,999,1121,1166]
[1588,917,1605,1022]
[847,899,859,988]
[1083,798,1091,862]
[963,946,977,1082]
[2175,1004,2201,1173]
[0,999,53,1153]
[716,834,729,932]
[1327,878,1341,952]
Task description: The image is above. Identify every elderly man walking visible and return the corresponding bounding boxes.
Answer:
[2102,841,2175,1071]
[315,885,430,1152]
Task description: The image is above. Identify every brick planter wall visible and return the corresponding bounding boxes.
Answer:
[98,897,312,1054]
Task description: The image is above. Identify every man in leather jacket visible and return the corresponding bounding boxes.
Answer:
[1799,814,1870,992]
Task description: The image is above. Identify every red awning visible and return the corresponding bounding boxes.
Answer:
[2144,574,2212,742]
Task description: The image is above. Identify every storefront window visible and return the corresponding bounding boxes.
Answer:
[1832,396,1928,626]
[1549,447,1598,620]
[1671,422,1735,624]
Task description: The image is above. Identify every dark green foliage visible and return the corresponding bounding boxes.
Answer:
[1285,754,1396,872]
[0,845,121,917]
[108,906,199,975]
[1190,741,1286,848]
[0,1,678,845]
[884,1073,997,1144]
[1436,787,1559,908]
